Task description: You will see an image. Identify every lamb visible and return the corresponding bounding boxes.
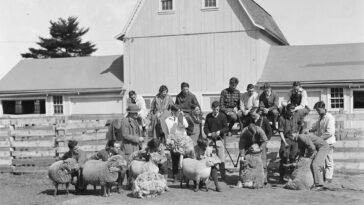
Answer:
[82,155,127,197]
[180,154,221,192]
[284,157,314,190]
[129,152,167,186]
[48,158,80,196]
[239,153,264,189]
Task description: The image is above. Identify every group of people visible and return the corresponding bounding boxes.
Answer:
[60,77,336,193]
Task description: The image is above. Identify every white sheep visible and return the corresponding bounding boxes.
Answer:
[48,158,80,196]
[82,155,127,197]
[180,154,221,192]
[129,152,167,187]
[284,157,314,190]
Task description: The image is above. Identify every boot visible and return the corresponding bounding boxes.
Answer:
[211,167,222,192]
[219,163,226,182]
[279,163,286,184]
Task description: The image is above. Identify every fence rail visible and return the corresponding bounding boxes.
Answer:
[0,113,363,174]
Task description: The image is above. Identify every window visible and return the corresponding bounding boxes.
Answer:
[330,88,344,109]
[144,98,152,110]
[161,0,173,11]
[353,91,364,109]
[2,100,46,115]
[204,0,217,8]
[53,96,63,114]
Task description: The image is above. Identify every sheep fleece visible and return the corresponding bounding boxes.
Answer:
[82,160,119,186]
[284,158,314,190]
[133,172,167,198]
[239,153,264,189]
[48,160,74,184]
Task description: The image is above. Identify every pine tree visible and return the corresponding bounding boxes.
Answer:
[21,17,97,58]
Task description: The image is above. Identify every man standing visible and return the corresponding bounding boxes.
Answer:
[238,124,269,187]
[310,101,336,183]
[259,83,279,130]
[127,90,148,136]
[278,104,305,183]
[240,84,259,127]
[289,133,329,190]
[203,101,229,181]
[121,104,145,159]
[61,140,87,192]
[220,77,242,132]
[175,82,200,115]
[285,81,309,115]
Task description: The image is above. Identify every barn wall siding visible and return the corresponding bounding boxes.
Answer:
[127,0,254,38]
[124,31,262,96]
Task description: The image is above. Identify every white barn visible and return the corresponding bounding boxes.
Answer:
[117,0,288,111]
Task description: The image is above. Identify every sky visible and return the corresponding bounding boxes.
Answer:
[1,0,364,80]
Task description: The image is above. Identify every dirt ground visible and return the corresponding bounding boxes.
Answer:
[0,171,363,205]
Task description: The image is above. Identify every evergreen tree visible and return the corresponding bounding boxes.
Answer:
[21,17,97,58]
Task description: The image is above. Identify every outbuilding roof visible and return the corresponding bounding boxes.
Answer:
[0,55,124,94]
[258,43,364,86]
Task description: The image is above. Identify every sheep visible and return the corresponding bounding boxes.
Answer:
[239,153,264,189]
[180,154,221,192]
[284,157,314,190]
[48,158,80,196]
[82,155,127,197]
[128,152,167,188]
[133,171,168,198]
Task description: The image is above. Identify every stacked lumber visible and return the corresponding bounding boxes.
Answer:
[10,125,56,173]
[0,126,12,173]
[56,120,108,159]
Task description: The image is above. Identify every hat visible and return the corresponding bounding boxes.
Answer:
[68,140,78,149]
[126,104,140,113]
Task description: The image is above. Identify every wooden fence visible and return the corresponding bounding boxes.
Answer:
[0,113,363,174]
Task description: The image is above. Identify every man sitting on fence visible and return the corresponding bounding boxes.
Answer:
[61,140,87,192]
[219,77,242,133]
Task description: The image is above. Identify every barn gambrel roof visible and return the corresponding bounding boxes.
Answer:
[116,0,289,45]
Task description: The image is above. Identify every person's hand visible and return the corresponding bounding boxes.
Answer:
[263,108,269,114]
[156,112,161,118]
[284,142,289,148]
[207,133,212,137]
[211,132,217,140]
[243,110,249,116]
[139,137,145,142]
[309,151,317,159]
[239,156,246,163]
[216,130,220,136]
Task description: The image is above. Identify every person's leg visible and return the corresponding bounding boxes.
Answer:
[170,151,180,182]
[260,144,268,184]
[226,112,237,132]
[211,166,222,192]
[216,140,226,181]
[312,146,330,187]
[325,145,334,183]
[279,140,290,183]
[270,109,279,130]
